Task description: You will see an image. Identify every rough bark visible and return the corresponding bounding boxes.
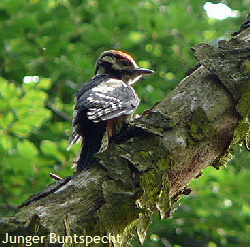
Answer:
[1,16,250,247]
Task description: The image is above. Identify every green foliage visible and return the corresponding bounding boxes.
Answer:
[0,0,249,245]
[0,77,73,211]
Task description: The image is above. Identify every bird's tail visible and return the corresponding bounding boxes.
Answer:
[75,140,98,172]
[72,120,108,172]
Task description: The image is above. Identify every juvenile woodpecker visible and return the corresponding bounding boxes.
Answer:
[68,50,154,172]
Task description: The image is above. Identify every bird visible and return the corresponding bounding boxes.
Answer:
[67,50,154,172]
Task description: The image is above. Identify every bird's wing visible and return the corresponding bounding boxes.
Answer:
[77,78,140,122]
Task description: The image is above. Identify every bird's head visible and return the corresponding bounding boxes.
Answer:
[95,50,154,84]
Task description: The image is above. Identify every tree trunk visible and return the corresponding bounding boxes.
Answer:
[1,15,250,247]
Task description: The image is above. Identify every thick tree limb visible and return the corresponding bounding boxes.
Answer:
[1,16,250,247]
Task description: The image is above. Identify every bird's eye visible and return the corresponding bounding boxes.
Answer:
[120,60,130,66]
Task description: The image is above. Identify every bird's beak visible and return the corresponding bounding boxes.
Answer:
[135,68,155,75]
[124,68,155,78]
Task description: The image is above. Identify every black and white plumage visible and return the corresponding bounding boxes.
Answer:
[68,50,154,172]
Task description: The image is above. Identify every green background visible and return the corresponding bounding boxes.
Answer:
[0,0,249,246]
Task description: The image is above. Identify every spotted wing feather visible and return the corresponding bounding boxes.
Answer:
[77,78,139,122]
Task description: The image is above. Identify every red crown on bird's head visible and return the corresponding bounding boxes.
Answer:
[110,50,136,62]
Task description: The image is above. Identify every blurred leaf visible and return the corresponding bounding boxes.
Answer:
[18,140,38,158]
[37,78,52,90]
[40,140,65,162]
